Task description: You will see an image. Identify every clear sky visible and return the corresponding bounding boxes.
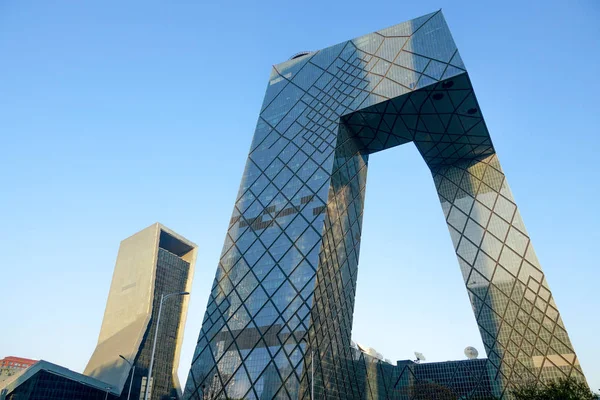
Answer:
[1,0,599,393]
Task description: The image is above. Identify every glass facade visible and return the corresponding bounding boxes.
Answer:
[4,370,117,400]
[123,247,191,400]
[184,11,585,400]
[349,350,494,399]
[1,225,196,400]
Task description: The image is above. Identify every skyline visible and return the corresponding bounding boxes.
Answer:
[1,0,599,395]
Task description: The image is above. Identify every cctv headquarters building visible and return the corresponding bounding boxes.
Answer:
[183,11,586,400]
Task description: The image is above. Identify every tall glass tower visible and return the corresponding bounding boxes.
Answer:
[184,11,585,399]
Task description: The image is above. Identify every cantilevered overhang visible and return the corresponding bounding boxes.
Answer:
[341,72,494,168]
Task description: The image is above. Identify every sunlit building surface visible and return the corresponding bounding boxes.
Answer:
[183,11,586,399]
[0,357,37,385]
[1,223,197,400]
[86,223,197,400]
[0,357,37,372]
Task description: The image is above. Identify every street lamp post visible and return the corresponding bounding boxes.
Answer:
[119,355,135,400]
[144,291,189,400]
[104,386,111,400]
[300,338,314,400]
[310,346,314,400]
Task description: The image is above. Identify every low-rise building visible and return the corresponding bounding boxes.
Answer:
[0,357,37,385]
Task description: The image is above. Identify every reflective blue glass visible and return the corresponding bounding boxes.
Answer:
[184,11,586,400]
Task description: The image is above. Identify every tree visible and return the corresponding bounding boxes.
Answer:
[510,377,599,400]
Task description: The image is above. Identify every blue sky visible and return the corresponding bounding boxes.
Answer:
[1,0,599,393]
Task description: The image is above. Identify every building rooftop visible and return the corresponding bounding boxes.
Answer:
[0,360,120,397]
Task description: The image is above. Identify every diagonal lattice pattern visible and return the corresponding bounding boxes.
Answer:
[184,11,586,400]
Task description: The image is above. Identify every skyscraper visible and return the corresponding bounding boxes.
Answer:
[86,223,197,400]
[1,223,197,400]
[184,11,585,399]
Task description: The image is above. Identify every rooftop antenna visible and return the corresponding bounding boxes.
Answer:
[464,346,479,360]
[414,351,426,363]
